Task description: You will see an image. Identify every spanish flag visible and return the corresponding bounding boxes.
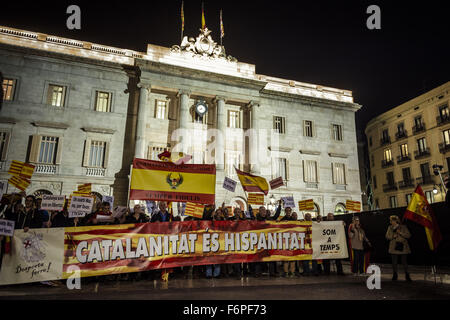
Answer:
[404,185,442,251]
[235,168,269,195]
[130,158,216,204]
[201,2,206,29]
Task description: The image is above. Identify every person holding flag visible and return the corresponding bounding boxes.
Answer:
[386,215,412,281]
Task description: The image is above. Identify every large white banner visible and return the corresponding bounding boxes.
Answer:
[312,221,349,260]
[0,228,65,285]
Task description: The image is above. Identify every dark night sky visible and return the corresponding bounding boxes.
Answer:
[1,0,449,134]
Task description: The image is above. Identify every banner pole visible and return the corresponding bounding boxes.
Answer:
[127,164,132,209]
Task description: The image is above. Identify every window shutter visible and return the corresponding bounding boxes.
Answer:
[55,137,63,165]
[1,132,10,161]
[103,141,110,168]
[46,85,53,105]
[83,139,91,167]
[29,135,41,163]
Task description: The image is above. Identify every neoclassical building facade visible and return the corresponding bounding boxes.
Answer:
[0,25,362,217]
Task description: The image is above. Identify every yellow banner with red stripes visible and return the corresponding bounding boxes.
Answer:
[299,199,314,211]
[247,193,264,205]
[346,200,361,212]
[7,175,31,191]
[8,160,24,176]
[77,183,92,194]
[184,202,204,219]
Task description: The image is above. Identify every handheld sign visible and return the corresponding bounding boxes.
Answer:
[248,193,264,205]
[112,206,128,219]
[223,177,237,193]
[281,196,295,208]
[0,219,15,237]
[103,195,114,208]
[269,177,284,190]
[68,196,94,218]
[41,195,65,211]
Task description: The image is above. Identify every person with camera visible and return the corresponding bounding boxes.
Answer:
[348,216,371,276]
[386,215,412,281]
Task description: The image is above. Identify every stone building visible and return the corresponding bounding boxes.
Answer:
[0,25,362,217]
[365,81,450,209]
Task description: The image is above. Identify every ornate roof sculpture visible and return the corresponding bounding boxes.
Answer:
[171,27,237,62]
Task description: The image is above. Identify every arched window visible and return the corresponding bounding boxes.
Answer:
[32,189,53,198]
[335,203,346,215]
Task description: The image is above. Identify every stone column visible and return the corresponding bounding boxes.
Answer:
[135,82,151,159]
[249,101,260,174]
[214,96,227,170]
[177,89,191,153]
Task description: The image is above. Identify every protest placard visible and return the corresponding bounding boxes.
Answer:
[0,219,15,237]
[299,199,314,211]
[103,195,114,208]
[40,195,65,211]
[68,196,94,218]
[112,206,128,219]
[247,193,264,205]
[269,177,284,190]
[223,177,237,192]
[281,196,295,208]
[96,214,113,222]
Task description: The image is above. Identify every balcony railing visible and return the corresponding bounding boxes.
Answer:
[412,123,426,134]
[383,183,398,192]
[398,179,415,189]
[381,159,394,168]
[416,175,434,186]
[414,148,431,159]
[436,114,450,126]
[439,142,450,154]
[34,164,57,175]
[86,167,106,177]
[397,155,411,164]
[395,130,408,140]
[380,136,391,146]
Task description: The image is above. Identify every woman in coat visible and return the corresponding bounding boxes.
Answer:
[385,215,412,281]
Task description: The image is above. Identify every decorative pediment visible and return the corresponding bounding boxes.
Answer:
[171,27,237,62]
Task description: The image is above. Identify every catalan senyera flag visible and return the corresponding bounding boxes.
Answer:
[130,158,216,204]
[185,202,204,219]
[346,200,361,212]
[248,193,264,205]
[77,183,92,194]
[235,168,269,195]
[299,199,314,211]
[8,160,24,176]
[404,185,442,251]
[7,175,30,191]
[19,163,35,180]
[201,2,206,29]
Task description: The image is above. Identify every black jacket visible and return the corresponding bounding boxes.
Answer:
[126,213,150,224]
[255,205,281,221]
[151,210,171,222]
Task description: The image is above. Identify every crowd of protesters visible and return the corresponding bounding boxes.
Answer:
[0,191,421,284]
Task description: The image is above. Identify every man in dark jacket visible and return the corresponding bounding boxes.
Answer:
[151,201,171,222]
[254,200,282,277]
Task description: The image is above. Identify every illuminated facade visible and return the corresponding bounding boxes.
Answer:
[0,25,362,216]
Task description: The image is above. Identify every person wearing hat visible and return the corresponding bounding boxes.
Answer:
[386,215,412,281]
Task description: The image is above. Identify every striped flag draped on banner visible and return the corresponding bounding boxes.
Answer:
[403,185,442,251]
[184,202,204,219]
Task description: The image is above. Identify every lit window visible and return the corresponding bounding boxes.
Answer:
[332,124,343,141]
[304,120,313,137]
[2,78,15,101]
[303,160,317,183]
[383,149,392,161]
[95,91,112,112]
[228,110,240,128]
[47,84,66,107]
[443,129,450,146]
[38,136,59,164]
[89,141,107,167]
[273,116,285,134]
[399,143,408,157]
[155,100,167,119]
[332,163,346,185]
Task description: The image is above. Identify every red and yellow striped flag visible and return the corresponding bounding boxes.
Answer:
[346,200,361,212]
[8,175,30,191]
[8,160,23,176]
[20,163,35,180]
[404,185,442,251]
[220,9,224,38]
[299,199,314,211]
[185,202,204,219]
[77,183,92,194]
[201,2,206,29]
[181,1,185,32]
[247,193,264,205]
[235,168,269,195]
